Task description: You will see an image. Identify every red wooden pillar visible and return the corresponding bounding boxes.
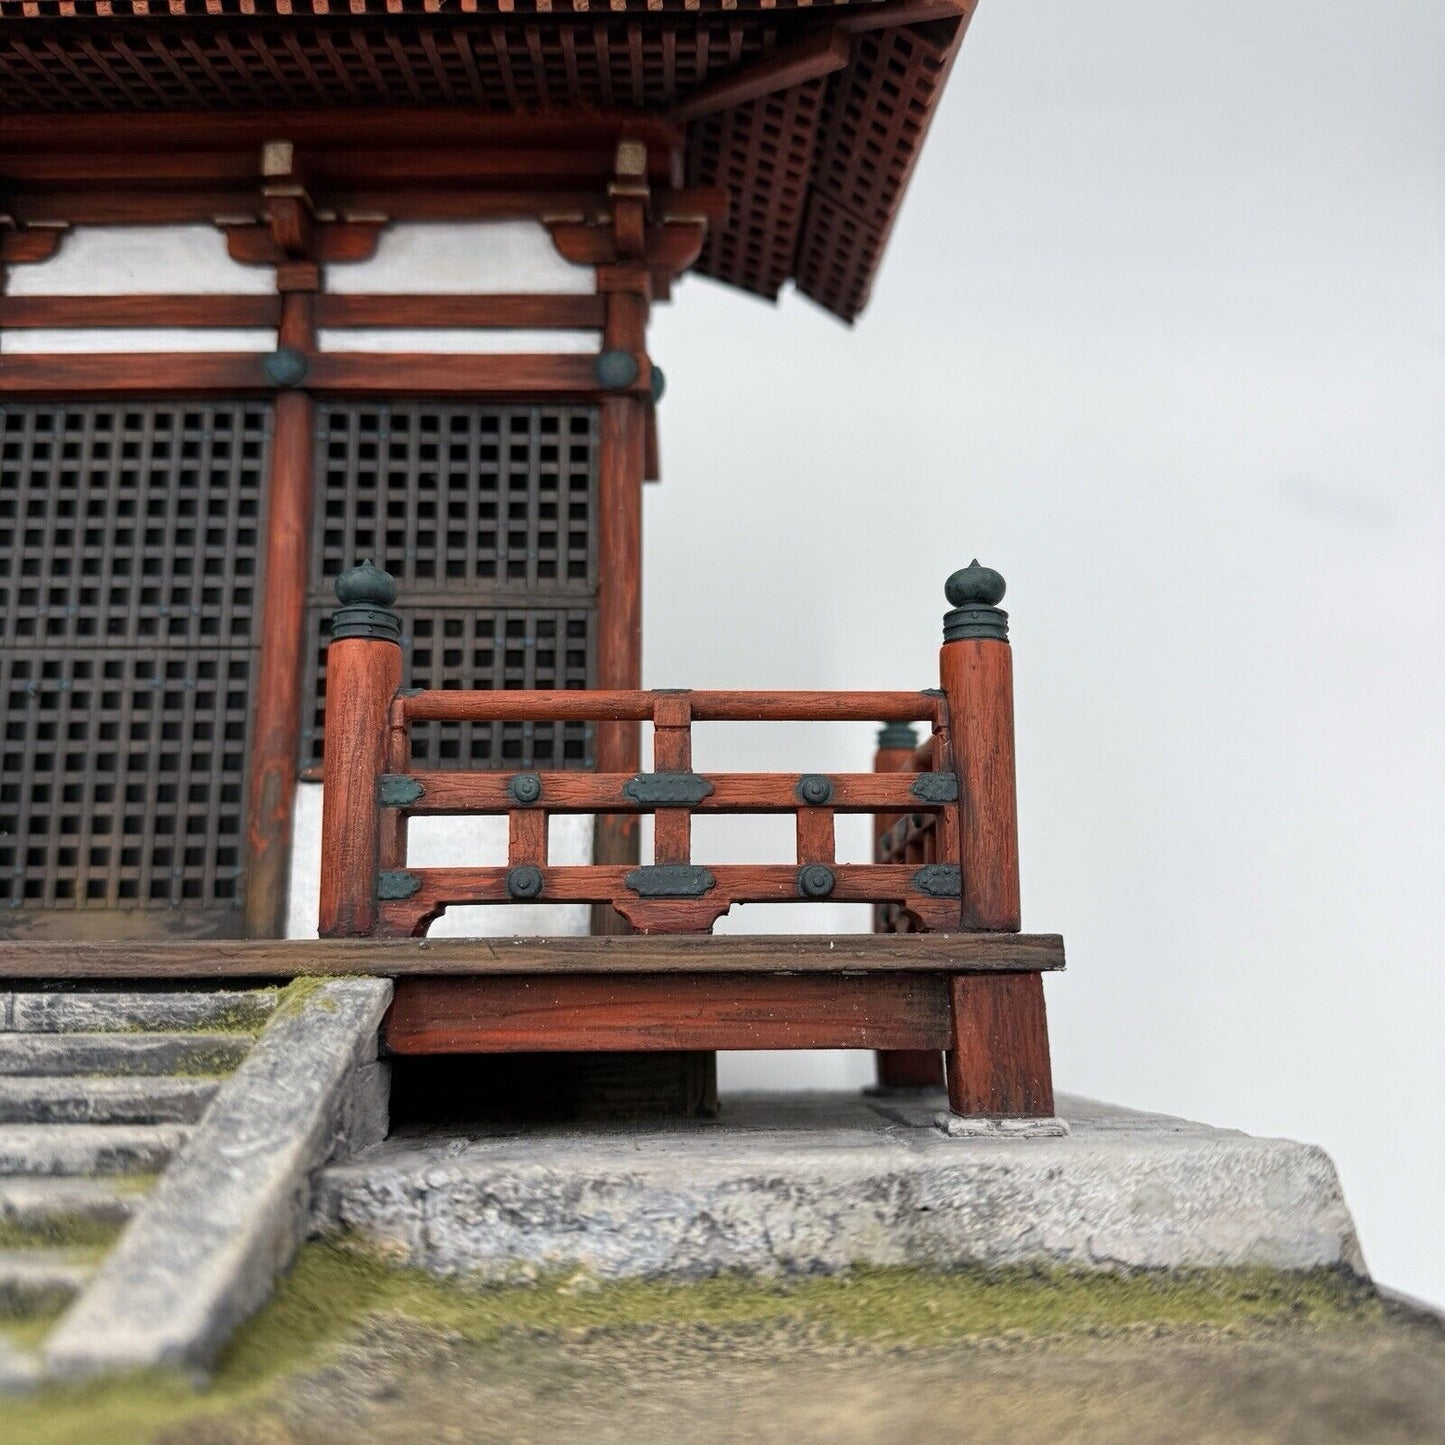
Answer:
[938,563,1055,1118]
[872,722,947,1091]
[318,562,403,939]
[243,291,316,937]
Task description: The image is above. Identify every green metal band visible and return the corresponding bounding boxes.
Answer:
[625,865,717,899]
[876,722,918,751]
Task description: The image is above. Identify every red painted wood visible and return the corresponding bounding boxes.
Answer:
[384,770,949,815]
[945,972,1055,1117]
[386,973,953,1054]
[318,636,401,939]
[244,290,315,938]
[940,638,1020,931]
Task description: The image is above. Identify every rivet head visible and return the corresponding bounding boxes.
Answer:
[596,349,640,390]
[263,347,309,388]
[944,559,1006,608]
[507,864,544,900]
[796,774,833,806]
[334,559,396,608]
[508,773,542,806]
[797,864,836,899]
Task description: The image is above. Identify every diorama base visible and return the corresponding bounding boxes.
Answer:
[314,1091,1366,1283]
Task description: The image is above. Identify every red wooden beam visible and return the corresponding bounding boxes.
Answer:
[385,973,954,1054]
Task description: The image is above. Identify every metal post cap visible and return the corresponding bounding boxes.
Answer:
[943,559,1009,643]
[877,722,918,750]
[331,559,402,644]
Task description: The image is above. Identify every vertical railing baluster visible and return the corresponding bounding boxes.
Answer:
[872,721,944,1091]
[318,561,403,939]
[651,691,693,865]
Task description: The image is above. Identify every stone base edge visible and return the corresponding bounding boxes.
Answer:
[934,1112,1071,1138]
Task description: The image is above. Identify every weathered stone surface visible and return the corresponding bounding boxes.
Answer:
[0,1337,40,1393]
[45,978,392,1378]
[0,1177,142,1228]
[0,1034,252,1078]
[0,1250,94,1314]
[9,991,278,1035]
[0,1076,218,1126]
[0,1124,187,1177]
[314,1093,1366,1282]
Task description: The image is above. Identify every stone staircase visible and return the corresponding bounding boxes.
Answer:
[0,987,278,1387]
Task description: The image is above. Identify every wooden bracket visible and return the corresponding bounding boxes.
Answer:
[0,219,68,269]
[220,219,385,270]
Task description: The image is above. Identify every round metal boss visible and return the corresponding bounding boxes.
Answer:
[797,864,836,899]
[796,774,834,806]
[263,347,309,388]
[596,349,640,389]
[508,773,543,806]
[506,865,544,899]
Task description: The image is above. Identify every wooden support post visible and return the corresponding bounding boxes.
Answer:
[871,721,947,1091]
[318,563,403,939]
[243,289,316,937]
[937,562,1055,1118]
[591,191,650,932]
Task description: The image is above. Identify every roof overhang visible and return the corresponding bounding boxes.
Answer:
[0,0,978,320]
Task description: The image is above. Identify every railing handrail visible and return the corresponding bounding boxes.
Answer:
[396,688,944,725]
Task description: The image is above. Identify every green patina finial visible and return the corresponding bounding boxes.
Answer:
[943,560,1009,643]
[331,560,401,644]
[877,722,919,751]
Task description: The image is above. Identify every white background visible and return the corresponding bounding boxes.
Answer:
[647,1,1444,1306]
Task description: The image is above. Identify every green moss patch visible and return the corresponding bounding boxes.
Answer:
[4,1243,1379,1445]
[0,1214,124,1251]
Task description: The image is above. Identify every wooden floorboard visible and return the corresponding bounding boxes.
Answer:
[0,933,1063,980]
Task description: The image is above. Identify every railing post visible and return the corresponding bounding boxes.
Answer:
[318,561,403,939]
[937,562,1056,1123]
[939,561,1019,931]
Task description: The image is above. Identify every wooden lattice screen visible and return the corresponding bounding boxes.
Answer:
[0,401,270,935]
[301,401,599,774]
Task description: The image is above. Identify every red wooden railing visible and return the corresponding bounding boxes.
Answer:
[317,561,1021,946]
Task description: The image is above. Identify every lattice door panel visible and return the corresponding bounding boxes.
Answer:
[0,403,266,649]
[304,402,599,772]
[0,402,270,936]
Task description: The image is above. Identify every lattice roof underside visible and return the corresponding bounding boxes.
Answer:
[0,2,976,319]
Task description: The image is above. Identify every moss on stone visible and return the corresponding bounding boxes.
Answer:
[0,1214,124,1251]
[271,975,345,1022]
[4,1242,1381,1445]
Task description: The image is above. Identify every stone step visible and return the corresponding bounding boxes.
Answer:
[0,1335,40,1392]
[0,1251,94,1316]
[0,1125,187,1178]
[0,1033,252,1079]
[5,990,278,1035]
[0,1076,218,1127]
[0,1177,142,1232]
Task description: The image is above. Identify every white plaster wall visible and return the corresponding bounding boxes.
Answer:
[646,0,1445,1305]
[286,785,592,939]
[2,223,275,353]
[323,221,595,294]
[317,328,597,354]
[4,225,275,295]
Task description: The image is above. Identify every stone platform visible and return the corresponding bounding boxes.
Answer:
[314,1092,1366,1281]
